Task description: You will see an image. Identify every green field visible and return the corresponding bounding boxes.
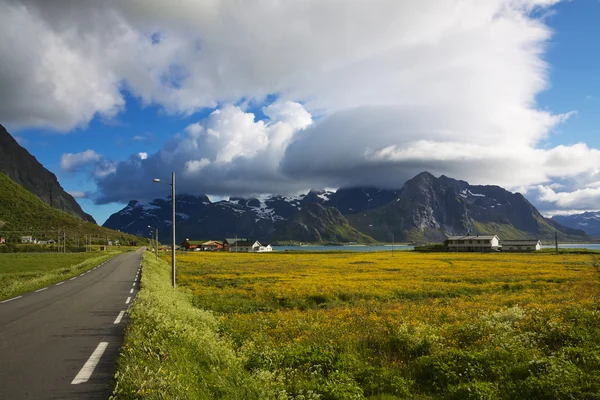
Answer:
[0,251,126,300]
[114,251,600,399]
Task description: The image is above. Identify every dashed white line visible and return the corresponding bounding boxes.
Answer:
[125,297,131,304]
[35,287,48,293]
[70,277,77,281]
[132,282,135,287]
[113,311,125,324]
[56,282,65,286]
[1,296,22,304]
[79,273,84,277]
[130,288,134,294]
[71,342,109,384]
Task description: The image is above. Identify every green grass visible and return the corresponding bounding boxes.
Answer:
[0,172,143,245]
[0,251,126,300]
[111,252,288,399]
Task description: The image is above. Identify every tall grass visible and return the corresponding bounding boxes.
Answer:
[111,253,288,399]
[113,252,600,399]
[0,251,124,300]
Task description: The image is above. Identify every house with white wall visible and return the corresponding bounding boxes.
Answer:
[501,240,542,252]
[444,235,500,252]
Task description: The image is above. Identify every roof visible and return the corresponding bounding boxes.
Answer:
[446,235,498,241]
[202,241,223,246]
[224,238,247,244]
[185,240,205,245]
[231,240,260,246]
[501,240,541,246]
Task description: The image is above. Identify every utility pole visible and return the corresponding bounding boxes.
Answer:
[392,233,395,257]
[153,172,176,288]
[555,231,559,254]
[63,231,66,253]
[171,172,176,288]
[155,227,159,261]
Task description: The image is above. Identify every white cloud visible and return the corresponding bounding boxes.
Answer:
[537,185,600,210]
[60,150,102,172]
[6,0,600,213]
[138,152,148,160]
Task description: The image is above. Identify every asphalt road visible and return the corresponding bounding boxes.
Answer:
[0,248,143,399]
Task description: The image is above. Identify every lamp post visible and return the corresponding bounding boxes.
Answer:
[153,172,176,288]
[148,225,158,261]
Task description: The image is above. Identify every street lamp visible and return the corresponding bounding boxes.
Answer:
[153,172,176,288]
[148,225,158,261]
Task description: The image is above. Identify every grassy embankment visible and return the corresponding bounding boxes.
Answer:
[111,252,287,399]
[115,251,600,399]
[0,172,144,246]
[0,250,126,300]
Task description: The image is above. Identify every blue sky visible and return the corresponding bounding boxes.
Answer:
[2,0,600,224]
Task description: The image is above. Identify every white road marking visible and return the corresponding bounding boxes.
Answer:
[70,277,77,281]
[56,282,65,286]
[125,297,131,304]
[71,342,109,384]
[79,273,84,276]
[130,288,134,294]
[1,296,22,304]
[35,287,48,293]
[132,282,135,287]
[113,311,125,324]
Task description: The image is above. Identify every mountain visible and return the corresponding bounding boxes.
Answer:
[103,172,587,244]
[0,124,95,223]
[346,172,587,242]
[273,203,374,243]
[0,172,140,244]
[552,212,600,237]
[103,193,371,243]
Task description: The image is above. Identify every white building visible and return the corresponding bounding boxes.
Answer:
[21,236,36,244]
[444,235,500,252]
[258,244,273,252]
[501,240,541,252]
[228,240,261,252]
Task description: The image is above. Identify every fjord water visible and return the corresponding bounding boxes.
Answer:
[274,243,600,252]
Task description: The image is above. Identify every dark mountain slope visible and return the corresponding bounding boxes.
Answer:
[552,212,600,237]
[0,124,95,223]
[346,172,588,243]
[273,203,375,243]
[0,173,139,243]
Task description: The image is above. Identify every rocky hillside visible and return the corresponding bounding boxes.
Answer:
[0,172,140,244]
[103,194,371,243]
[273,203,374,243]
[552,212,600,237]
[104,172,586,244]
[346,172,587,242]
[0,124,95,223]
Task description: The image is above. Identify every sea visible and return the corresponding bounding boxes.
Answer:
[272,243,600,252]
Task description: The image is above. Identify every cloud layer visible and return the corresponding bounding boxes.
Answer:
[2,0,600,213]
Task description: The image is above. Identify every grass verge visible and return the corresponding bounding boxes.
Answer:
[0,251,126,300]
[110,252,288,399]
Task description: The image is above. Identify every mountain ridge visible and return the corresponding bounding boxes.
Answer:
[0,172,141,245]
[551,211,600,237]
[103,172,586,244]
[0,124,96,223]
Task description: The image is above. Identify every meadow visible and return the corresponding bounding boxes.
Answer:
[0,251,125,300]
[114,251,600,399]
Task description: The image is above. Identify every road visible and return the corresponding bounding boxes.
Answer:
[0,248,143,399]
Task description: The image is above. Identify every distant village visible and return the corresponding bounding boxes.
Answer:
[2,234,544,253]
[180,238,273,252]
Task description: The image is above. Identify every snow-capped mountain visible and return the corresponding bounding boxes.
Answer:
[551,211,600,237]
[103,172,587,244]
[102,191,373,243]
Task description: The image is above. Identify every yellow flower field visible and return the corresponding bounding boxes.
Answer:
[175,251,600,399]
